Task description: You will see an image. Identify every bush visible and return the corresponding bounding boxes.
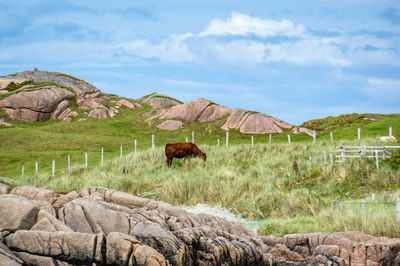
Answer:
[385,150,400,169]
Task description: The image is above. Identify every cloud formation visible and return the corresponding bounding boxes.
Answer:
[200,12,306,37]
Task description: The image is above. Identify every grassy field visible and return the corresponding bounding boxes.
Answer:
[1,101,400,237]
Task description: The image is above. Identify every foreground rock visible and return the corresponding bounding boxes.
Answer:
[0,185,399,265]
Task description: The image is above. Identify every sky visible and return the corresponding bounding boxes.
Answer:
[0,0,399,125]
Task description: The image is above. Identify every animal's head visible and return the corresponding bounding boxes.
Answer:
[202,152,207,161]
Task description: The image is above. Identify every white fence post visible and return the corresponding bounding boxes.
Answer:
[375,150,379,169]
[35,162,38,176]
[85,152,88,168]
[358,128,360,141]
[52,160,55,177]
[323,150,327,164]
[120,145,122,158]
[134,139,137,153]
[21,165,24,178]
[389,127,392,138]
[396,198,400,223]
[251,136,254,147]
[192,131,194,143]
[309,155,312,169]
[313,131,316,143]
[152,135,155,149]
[330,132,333,143]
[341,151,346,163]
[226,132,229,147]
[372,194,375,201]
[68,155,70,173]
[330,153,333,163]
[217,139,220,146]
[185,137,188,143]
[361,199,365,213]
[101,148,104,165]
[288,134,291,144]
[269,134,272,144]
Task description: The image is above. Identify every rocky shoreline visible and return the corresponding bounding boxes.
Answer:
[0,182,399,265]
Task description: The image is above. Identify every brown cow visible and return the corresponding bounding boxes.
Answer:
[165,142,207,167]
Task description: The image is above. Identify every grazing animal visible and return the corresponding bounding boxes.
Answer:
[165,142,207,167]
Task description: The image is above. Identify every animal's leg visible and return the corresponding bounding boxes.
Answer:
[167,157,172,167]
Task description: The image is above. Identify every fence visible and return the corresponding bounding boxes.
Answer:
[17,128,398,178]
[333,197,400,223]
[335,145,400,169]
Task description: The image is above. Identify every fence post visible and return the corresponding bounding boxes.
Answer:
[152,135,155,149]
[68,155,70,173]
[52,160,55,177]
[251,136,254,147]
[192,131,194,143]
[217,139,220,147]
[330,132,333,143]
[333,200,339,211]
[269,134,272,144]
[226,132,229,147]
[396,198,400,223]
[375,150,379,170]
[309,155,312,169]
[313,131,316,143]
[358,128,361,141]
[21,165,24,178]
[134,139,137,153]
[330,153,333,163]
[35,162,38,176]
[389,127,392,138]
[371,194,375,201]
[186,137,188,143]
[361,199,365,213]
[341,151,346,163]
[120,145,122,158]
[101,148,104,165]
[85,152,88,168]
[323,150,327,164]
[288,134,291,144]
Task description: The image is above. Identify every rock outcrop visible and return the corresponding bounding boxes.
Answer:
[153,99,211,122]
[0,86,74,122]
[197,104,232,122]
[0,185,399,265]
[157,120,183,130]
[221,109,292,134]
[0,71,140,122]
[138,93,182,109]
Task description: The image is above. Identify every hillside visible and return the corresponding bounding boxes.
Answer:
[0,70,399,180]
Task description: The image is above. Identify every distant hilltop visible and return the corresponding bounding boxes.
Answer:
[0,70,314,136]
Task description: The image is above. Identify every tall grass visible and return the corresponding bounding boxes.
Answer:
[14,138,400,237]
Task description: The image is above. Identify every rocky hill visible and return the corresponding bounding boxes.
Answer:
[0,183,399,265]
[0,70,317,136]
[0,70,141,122]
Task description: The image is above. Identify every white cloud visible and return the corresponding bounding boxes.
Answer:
[209,38,350,67]
[265,37,351,67]
[200,12,306,38]
[362,78,400,99]
[118,34,198,64]
[214,40,266,64]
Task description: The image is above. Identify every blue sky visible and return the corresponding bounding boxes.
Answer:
[1,0,399,125]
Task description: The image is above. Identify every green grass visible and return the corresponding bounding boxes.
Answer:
[1,101,400,238]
